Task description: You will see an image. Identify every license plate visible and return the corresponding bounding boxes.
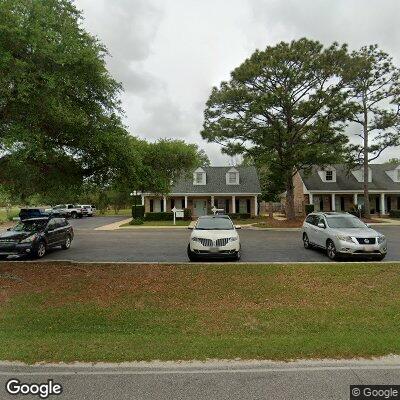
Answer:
[363,247,375,252]
[209,247,220,253]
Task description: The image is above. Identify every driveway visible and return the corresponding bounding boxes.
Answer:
[40,219,400,262]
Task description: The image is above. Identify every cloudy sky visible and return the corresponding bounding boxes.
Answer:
[75,0,400,165]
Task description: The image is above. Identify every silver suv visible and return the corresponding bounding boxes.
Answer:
[302,212,387,260]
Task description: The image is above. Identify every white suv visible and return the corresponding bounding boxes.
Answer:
[187,215,241,261]
[302,212,387,260]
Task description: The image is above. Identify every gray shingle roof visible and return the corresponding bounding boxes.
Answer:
[170,166,261,194]
[300,164,400,191]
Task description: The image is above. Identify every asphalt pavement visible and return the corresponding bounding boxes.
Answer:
[1,359,400,400]
[36,217,400,262]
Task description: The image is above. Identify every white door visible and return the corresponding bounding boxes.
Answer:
[193,200,207,216]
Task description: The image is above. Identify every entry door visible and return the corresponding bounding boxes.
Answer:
[193,200,207,216]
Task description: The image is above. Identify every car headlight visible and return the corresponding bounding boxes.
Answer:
[336,235,354,243]
[191,237,200,242]
[228,237,238,242]
[20,234,37,243]
[377,235,386,244]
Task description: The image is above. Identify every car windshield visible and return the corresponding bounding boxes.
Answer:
[326,216,367,229]
[195,217,234,230]
[12,220,47,232]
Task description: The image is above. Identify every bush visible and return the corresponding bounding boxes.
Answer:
[144,212,174,221]
[390,209,400,218]
[183,208,192,220]
[305,204,314,215]
[129,218,144,225]
[132,205,145,219]
[228,213,251,219]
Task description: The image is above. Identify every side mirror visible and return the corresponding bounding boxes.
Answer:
[317,222,325,229]
[187,226,193,230]
[235,225,242,229]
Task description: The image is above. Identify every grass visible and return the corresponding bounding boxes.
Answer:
[0,207,19,224]
[120,220,190,227]
[0,262,399,363]
[99,208,132,217]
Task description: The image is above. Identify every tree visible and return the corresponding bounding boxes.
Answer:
[0,0,141,198]
[344,45,400,218]
[201,38,350,219]
[388,158,400,164]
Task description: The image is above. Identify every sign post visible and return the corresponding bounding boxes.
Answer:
[172,207,184,225]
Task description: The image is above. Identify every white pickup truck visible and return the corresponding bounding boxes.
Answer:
[50,204,88,219]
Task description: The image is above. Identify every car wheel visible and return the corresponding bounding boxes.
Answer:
[71,212,77,219]
[233,250,241,261]
[34,242,46,259]
[326,240,337,260]
[61,235,72,250]
[376,254,386,261]
[0,255,8,261]
[187,244,197,262]
[303,233,312,249]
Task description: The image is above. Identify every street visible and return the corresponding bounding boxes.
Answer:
[1,359,400,400]
[35,217,400,262]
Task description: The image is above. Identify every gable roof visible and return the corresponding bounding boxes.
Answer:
[300,163,400,191]
[170,166,261,194]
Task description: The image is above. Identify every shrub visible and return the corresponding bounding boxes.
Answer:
[129,218,144,225]
[144,212,174,221]
[305,204,314,215]
[228,213,251,219]
[390,209,400,218]
[132,205,145,219]
[183,208,192,220]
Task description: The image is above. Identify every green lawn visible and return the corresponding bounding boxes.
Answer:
[99,208,132,217]
[0,207,19,223]
[121,220,190,227]
[0,262,399,363]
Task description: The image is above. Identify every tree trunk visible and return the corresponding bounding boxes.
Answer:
[363,97,370,219]
[286,177,295,220]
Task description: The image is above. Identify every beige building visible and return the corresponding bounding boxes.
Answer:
[292,163,400,216]
[142,166,261,217]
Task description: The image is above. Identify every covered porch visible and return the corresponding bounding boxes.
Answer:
[308,192,400,215]
[143,194,258,217]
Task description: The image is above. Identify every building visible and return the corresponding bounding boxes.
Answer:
[292,163,400,215]
[142,166,261,217]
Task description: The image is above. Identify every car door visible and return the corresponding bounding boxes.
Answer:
[313,215,328,248]
[304,215,317,244]
[45,220,58,246]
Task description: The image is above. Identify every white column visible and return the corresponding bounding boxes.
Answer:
[380,193,385,215]
[254,196,258,216]
[331,193,336,211]
[211,195,215,207]
[232,195,236,213]
[309,193,314,206]
[141,195,145,206]
[163,196,167,212]
[184,196,188,208]
[353,193,358,206]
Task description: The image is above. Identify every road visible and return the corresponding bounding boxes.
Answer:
[36,217,400,262]
[1,359,399,400]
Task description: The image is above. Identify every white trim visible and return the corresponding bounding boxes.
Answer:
[308,190,400,194]
[145,192,262,196]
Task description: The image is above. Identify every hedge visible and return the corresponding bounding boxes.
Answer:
[183,208,192,221]
[305,204,314,215]
[132,205,145,219]
[144,211,174,221]
[228,213,251,219]
[390,209,400,218]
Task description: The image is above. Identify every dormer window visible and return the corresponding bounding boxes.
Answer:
[352,167,372,182]
[226,167,239,185]
[193,167,206,185]
[317,167,336,182]
[326,170,333,181]
[385,165,400,182]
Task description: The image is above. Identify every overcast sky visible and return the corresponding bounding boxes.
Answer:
[75,0,400,165]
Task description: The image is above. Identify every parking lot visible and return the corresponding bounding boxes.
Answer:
[34,217,400,262]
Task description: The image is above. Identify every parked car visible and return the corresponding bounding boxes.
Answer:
[81,204,95,217]
[187,215,241,261]
[0,216,74,260]
[302,212,387,260]
[51,204,86,219]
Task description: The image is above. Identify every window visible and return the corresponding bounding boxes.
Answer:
[228,172,237,184]
[397,169,400,181]
[326,170,333,181]
[195,172,203,184]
